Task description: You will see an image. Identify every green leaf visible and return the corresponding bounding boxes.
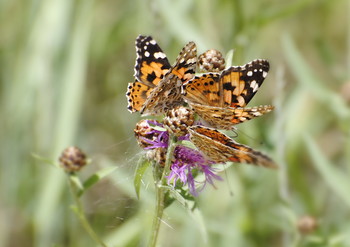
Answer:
[152,125,167,132]
[134,156,151,199]
[305,135,350,207]
[225,49,234,68]
[31,153,57,167]
[69,173,84,191]
[178,140,197,150]
[166,186,196,210]
[166,186,207,240]
[77,166,117,197]
[282,34,350,120]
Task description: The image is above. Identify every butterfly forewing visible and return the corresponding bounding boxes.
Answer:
[221,59,270,107]
[134,35,171,86]
[182,59,271,129]
[139,41,197,116]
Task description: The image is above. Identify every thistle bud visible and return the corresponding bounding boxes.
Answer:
[134,120,164,149]
[198,49,226,72]
[297,216,318,235]
[163,106,194,136]
[59,146,87,172]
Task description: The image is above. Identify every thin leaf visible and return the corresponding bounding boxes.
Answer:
[31,153,57,167]
[178,140,197,150]
[282,34,350,120]
[167,186,207,241]
[225,49,234,68]
[305,135,350,207]
[77,166,117,197]
[69,173,84,192]
[152,125,167,132]
[134,156,151,199]
[167,186,192,208]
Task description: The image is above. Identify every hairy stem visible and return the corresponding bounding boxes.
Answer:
[148,136,177,247]
[68,175,108,247]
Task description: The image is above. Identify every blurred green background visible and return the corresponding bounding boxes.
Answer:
[1,0,349,246]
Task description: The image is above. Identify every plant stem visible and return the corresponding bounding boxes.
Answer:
[68,176,108,247]
[148,136,177,247]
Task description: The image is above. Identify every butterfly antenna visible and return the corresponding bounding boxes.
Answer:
[233,128,265,146]
[222,165,234,197]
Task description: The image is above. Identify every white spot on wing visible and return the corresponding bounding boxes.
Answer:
[263,71,268,78]
[150,39,156,45]
[154,52,166,59]
[145,51,150,57]
[237,96,245,106]
[250,80,259,92]
[247,71,253,77]
[187,58,196,64]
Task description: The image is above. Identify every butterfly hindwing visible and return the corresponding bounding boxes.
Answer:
[188,125,277,169]
[188,103,274,129]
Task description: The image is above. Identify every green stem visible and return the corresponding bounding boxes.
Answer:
[68,176,108,247]
[148,136,177,247]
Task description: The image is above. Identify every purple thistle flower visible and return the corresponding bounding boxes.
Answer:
[139,121,169,150]
[142,130,169,149]
[166,145,222,196]
[135,119,222,196]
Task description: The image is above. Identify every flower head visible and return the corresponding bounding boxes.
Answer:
[59,146,87,172]
[167,145,222,196]
[198,49,226,72]
[163,106,194,136]
[134,119,222,196]
[134,119,169,149]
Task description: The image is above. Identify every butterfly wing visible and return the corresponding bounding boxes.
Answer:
[220,59,269,107]
[188,125,277,169]
[183,73,221,106]
[134,35,171,86]
[183,59,270,107]
[140,41,197,116]
[189,103,274,130]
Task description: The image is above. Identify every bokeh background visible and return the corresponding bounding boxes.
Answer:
[1,0,349,246]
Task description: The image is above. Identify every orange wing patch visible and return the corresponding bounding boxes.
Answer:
[127,35,197,116]
[183,59,272,130]
[139,41,197,116]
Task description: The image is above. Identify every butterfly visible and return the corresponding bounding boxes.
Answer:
[188,125,277,169]
[126,35,197,116]
[183,59,274,130]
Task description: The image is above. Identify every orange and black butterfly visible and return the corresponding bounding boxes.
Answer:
[126,35,197,116]
[183,59,274,130]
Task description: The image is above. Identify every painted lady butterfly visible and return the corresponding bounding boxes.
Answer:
[188,125,277,169]
[126,35,197,116]
[183,59,274,130]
